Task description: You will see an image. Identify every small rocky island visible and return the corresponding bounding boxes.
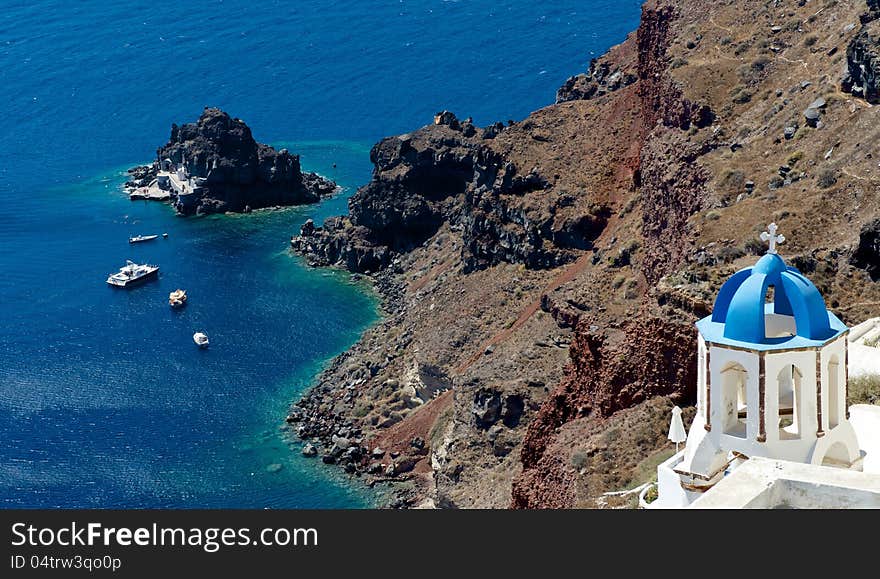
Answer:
[125,107,336,215]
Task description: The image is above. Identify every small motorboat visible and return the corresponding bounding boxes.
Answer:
[162,233,169,238]
[193,332,209,348]
[169,289,187,308]
[129,234,159,244]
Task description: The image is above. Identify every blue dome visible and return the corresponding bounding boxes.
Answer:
[696,253,847,349]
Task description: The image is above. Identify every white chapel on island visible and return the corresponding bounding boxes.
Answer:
[651,223,880,508]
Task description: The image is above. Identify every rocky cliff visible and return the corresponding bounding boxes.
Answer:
[127,108,336,215]
[292,110,611,274]
[287,0,880,508]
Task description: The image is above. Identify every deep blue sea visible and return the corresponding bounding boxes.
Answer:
[0,1,641,508]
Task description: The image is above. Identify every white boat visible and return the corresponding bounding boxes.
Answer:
[169,289,187,308]
[129,234,159,244]
[106,260,159,287]
[193,332,209,348]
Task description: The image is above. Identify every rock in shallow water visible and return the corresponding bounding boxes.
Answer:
[128,107,336,216]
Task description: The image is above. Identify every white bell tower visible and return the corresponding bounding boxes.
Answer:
[656,224,861,506]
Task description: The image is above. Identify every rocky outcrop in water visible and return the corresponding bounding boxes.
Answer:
[126,108,336,215]
[291,217,391,272]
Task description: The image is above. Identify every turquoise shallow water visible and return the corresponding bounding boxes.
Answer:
[0,1,642,507]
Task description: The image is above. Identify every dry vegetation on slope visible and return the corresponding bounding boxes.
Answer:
[286,0,880,508]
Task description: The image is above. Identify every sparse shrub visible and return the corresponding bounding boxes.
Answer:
[769,175,785,189]
[720,36,733,46]
[749,56,770,82]
[787,151,804,166]
[718,169,745,196]
[773,210,791,220]
[610,240,640,267]
[622,278,639,300]
[730,85,753,104]
[612,275,626,289]
[794,125,813,139]
[352,401,373,418]
[848,374,880,406]
[571,451,590,470]
[734,41,751,56]
[717,245,745,263]
[705,210,721,221]
[602,427,622,446]
[804,34,818,47]
[743,237,765,256]
[817,169,838,188]
[619,193,639,217]
[671,56,689,69]
[380,380,398,397]
[764,103,784,121]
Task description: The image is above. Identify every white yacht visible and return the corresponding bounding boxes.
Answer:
[106,260,159,287]
[193,332,209,348]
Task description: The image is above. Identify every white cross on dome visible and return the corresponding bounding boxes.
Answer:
[759,222,785,255]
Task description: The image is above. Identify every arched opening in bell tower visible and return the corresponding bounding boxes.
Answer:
[720,363,748,438]
[777,364,802,440]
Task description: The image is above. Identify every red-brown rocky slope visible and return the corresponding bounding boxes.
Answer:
[288,0,880,509]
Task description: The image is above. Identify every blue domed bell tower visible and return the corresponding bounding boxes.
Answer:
[673,223,861,494]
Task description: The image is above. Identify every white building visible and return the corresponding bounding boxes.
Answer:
[651,224,878,508]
